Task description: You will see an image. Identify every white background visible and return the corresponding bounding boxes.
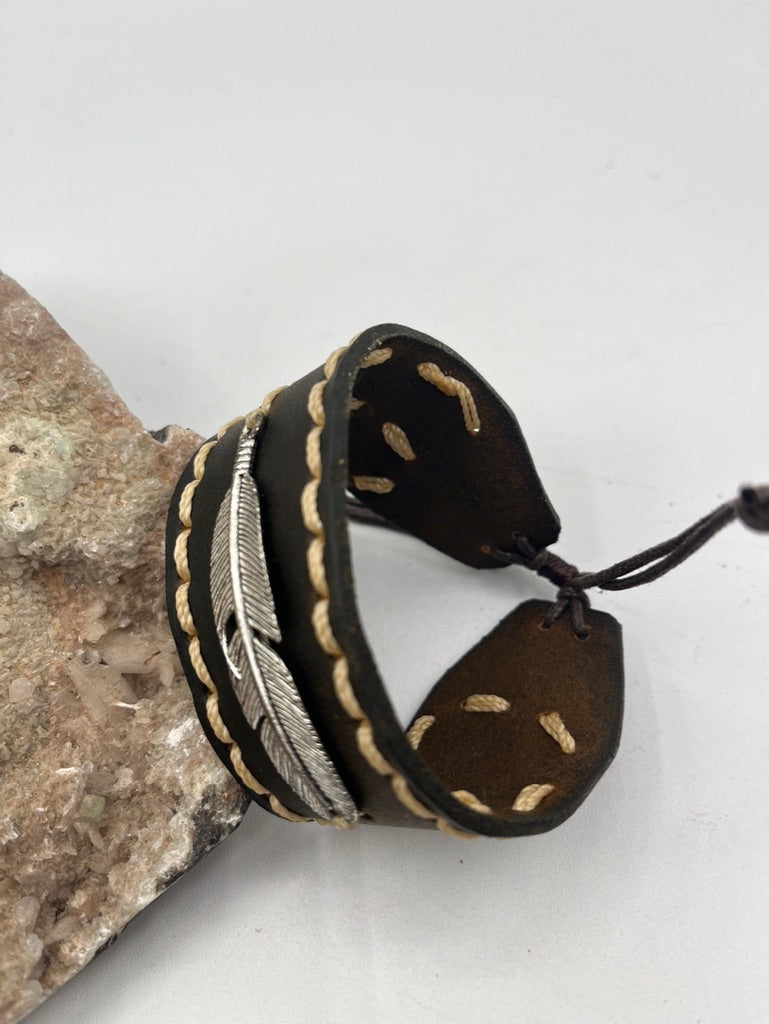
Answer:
[2,3,769,1023]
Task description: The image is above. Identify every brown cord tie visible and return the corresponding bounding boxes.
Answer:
[346,484,768,639]
[488,485,769,639]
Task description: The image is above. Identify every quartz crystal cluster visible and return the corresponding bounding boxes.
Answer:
[0,273,249,1024]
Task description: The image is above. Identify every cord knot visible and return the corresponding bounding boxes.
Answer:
[735,485,769,532]
[505,536,591,639]
[490,481,768,639]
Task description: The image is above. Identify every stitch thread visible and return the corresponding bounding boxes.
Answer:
[382,421,417,461]
[311,599,343,656]
[452,790,493,815]
[301,479,323,534]
[308,380,327,426]
[352,475,396,494]
[538,711,576,754]
[269,794,309,823]
[436,819,480,839]
[417,361,481,435]
[360,347,393,368]
[306,535,329,598]
[324,346,348,378]
[512,783,555,812]
[391,774,435,819]
[356,722,394,776]
[332,657,365,720]
[462,693,511,713]
[406,715,435,750]
[188,636,215,691]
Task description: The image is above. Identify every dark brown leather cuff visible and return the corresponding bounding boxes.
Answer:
[165,325,624,837]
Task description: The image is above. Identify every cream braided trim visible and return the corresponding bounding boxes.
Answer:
[352,475,395,494]
[360,347,392,367]
[301,343,477,840]
[406,715,435,750]
[538,711,576,754]
[171,396,315,825]
[382,422,416,461]
[512,783,555,812]
[452,789,493,815]
[417,361,481,435]
[461,693,511,713]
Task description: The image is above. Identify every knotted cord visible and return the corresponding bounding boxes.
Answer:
[347,485,769,639]
[488,485,769,638]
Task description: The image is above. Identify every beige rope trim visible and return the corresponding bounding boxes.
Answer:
[512,783,555,812]
[302,345,476,839]
[178,441,217,528]
[171,404,312,825]
[352,475,395,494]
[174,581,195,636]
[300,479,323,534]
[230,744,268,795]
[356,722,393,775]
[391,774,435,819]
[436,819,480,839]
[417,361,481,435]
[205,692,233,746]
[173,529,190,582]
[306,425,323,478]
[382,421,416,461]
[306,536,329,599]
[538,711,576,754]
[308,380,327,427]
[324,347,348,378]
[360,347,393,368]
[311,599,342,656]
[462,693,511,713]
[452,790,493,815]
[269,794,309,823]
[406,715,435,750]
[315,815,357,830]
[216,414,247,439]
[348,346,391,413]
[188,635,215,691]
[332,657,364,720]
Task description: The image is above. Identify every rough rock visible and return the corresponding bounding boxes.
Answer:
[0,273,249,1024]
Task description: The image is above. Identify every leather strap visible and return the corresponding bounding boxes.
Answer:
[165,325,624,837]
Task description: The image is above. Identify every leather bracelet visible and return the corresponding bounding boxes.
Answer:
[165,324,625,838]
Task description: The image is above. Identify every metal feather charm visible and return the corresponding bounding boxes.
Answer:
[210,416,357,823]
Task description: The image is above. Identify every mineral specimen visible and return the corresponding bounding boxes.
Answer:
[0,273,249,1024]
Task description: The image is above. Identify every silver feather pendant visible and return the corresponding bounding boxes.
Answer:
[210,416,357,823]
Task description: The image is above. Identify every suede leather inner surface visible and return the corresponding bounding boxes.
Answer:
[410,601,624,823]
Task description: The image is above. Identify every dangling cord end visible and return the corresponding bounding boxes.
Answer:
[734,485,769,533]
[490,483,769,639]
